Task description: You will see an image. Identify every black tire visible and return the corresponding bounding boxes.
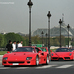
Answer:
[36,56,39,66]
[46,55,49,65]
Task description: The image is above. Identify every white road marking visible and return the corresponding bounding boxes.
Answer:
[15,67,29,69]
[36,65,56,69]
[0,65,74,69]
[56,65,73,68]
[0,67,10,69]
[0,67,29,69]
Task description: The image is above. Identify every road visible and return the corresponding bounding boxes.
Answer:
[0,55,74,74]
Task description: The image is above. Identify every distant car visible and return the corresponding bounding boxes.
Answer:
[51,48,74,61]
[2,46,49,67]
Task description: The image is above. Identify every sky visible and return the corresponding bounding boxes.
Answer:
[0,0,74,34]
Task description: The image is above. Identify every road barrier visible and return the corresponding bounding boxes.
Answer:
[0,48,6,51]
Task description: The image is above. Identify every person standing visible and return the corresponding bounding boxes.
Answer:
[12,41,16,51]
[6,40,13,52]
[16,41,19,49]
[18,41,23,47]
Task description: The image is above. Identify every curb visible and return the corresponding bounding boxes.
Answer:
[0,55,3,57]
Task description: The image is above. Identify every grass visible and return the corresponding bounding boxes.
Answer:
[0,51,7,55]
[0,49,57,55]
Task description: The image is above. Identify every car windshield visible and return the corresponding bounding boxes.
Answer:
[13,47,33,52]
[56,48,71,52]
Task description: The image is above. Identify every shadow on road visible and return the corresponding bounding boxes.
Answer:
[50,60,73,62]
[4,64,45,68]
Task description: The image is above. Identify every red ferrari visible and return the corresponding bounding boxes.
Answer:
[2,46,49,67]
[51,48,74,61]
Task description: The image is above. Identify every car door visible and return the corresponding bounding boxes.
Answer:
[35,47,46,64]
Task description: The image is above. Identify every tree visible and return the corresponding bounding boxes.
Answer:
[61,35,65,46]
[4,33,17,43]
[4,33,25,46]
[50,38,54,46]
[0,34,4,47]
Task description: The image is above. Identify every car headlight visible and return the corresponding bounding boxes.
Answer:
[51,54,53,56]
[69,53,72,56]
[3,57,8,60]
[26,57,32,60]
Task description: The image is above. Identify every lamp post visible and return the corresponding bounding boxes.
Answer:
[59,19,62,48]
[27,0,33,46]
[45,33,48,47]
[67,24,70,48]
[47,11,51,53]
[41,31,44,47]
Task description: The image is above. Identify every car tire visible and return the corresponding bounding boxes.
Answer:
[46,55,49,65]
[36,56,39,66]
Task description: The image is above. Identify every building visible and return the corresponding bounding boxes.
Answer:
[32,17,74,37]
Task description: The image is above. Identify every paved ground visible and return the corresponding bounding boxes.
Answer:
[0,55,2,64]
[1,55,74,74]
[1,68,74,74]
[0,55,74,69]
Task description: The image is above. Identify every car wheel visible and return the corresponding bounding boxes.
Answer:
[46,55,49,65]
[36,56,39,66]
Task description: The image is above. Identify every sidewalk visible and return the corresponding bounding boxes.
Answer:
[0,56,2,63]
[0,55,3,57]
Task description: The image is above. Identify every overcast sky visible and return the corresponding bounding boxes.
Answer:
[0,0,74,34]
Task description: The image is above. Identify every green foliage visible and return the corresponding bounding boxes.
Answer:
[0,51,7,55]
[71,42,74,46]
[4,33,18,42]
[0,33,25,47]
[0,33,72,48]
[23,36,29,46]
[31,36,42,44]
[65,38,71,45]
[0,34,5,47]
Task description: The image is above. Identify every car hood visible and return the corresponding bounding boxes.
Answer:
[54,52,71,56]
[3,52,36,61]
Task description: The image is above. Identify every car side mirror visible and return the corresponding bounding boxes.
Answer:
[7,51,10,53]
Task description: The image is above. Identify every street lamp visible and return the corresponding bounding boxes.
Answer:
[41,31,44,47]
[59,19,62,48]
[27,0,33,46]
[45,33,48,47]
[47,11,51,53]
[67,24,70,48]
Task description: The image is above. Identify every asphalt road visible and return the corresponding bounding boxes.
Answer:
[0,55,74,74]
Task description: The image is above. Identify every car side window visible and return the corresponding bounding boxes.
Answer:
[56,49,60,52]
[35,48,40,53]
[41,48,47,52]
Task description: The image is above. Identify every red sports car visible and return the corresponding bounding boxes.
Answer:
[51,48,74,61]
[2,46,49,67]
